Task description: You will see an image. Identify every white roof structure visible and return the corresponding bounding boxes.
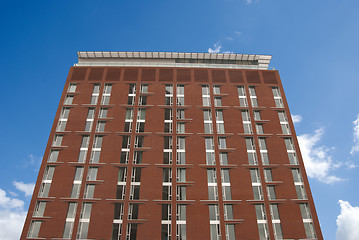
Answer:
[76,51,272,70]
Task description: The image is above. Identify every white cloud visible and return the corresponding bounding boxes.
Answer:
[0,189,24,209]
[336,200,359,240]
[208,43,222,53]
[291,114,303,124]
[350,114,359,155]
[246,0,252,4]
[234,31,242,36]
[297,128,342,184]
[226,36,233,41]
[13,182,35,197]
[0,188,27,240]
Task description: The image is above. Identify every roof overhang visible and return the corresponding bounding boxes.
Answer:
[75,51,272,70]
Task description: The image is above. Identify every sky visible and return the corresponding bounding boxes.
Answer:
[0,0,359,239]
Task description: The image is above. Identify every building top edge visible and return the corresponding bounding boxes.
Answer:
[76,51,272,69]
[77,51,272,60]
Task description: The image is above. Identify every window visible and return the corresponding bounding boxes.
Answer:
[246,138,257,165]
[27,221,42,238]
[285,138,298,165]
[292,169,307,199]
[177,122,185,133]
[249,86,258,107]
[90,136,103,163]
[253,110,261,120]
[219,152,228,165]
[134,136,144,148]
[204,110,213,134]
[267,186,276,200]
[129,84,136,95]
[224,204,234,220]
[242,110,252,134]
[136,109,146,133]
[213,85,221,94]
[264,168,273,182]
[99,108,108,118]
[256,124,264,134]
[209,205,221,240]
[52,135,63,147]
[161,204,171,240]
[177,168,186,182]
[217,122,225,134]
[301,205,317,238]
[126,223,138,240]
[205,137,215,165]
[131,167,142,183]
[140,84,148,93]
[84,108,95,132]
[162,185,172,200]
[221,169,232,200]
[177,84,185,106]
[202,85,211,107]
[255,204,269,240]
[95,121,106,132]
[164,136,172,150]
[165,84,173,106]
[78,136,90,163]
[56,108,70,132]
[225,224,236,240]
[133,151,143,164]
[128,204,139,220]
[68,83,77,93]
[84,184,95,199]
[127,84,136,105]
[70,167,84,199]
[48,150,59,162]
[124,108,134,132]
[278,111,290,134]
[163,168,172,183]
[63,203,77,239]
[218,137,227,149]
[177,186,186,200]
[77,203,92,239]
[177,109,185,119]
[87,167,98,181]
[129,185,140,200]
[237,86,248,107]
[33,201,46,217]
[64,95,74,105]
[270,204,283,240]
[90,84,100,105]
[272,87,284,108]
[258,138,269,165]
[214,97,222,107]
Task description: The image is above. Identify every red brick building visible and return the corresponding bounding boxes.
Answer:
[21,51,323,240]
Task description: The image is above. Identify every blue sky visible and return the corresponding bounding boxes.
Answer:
[1,0,359,239]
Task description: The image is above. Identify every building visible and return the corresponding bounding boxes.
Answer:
[21,51,323,240]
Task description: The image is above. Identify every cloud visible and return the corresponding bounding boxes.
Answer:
[297,128,342,184]
[336,200,359,240]
[350,114,359,155]
[208,43,222,53]
[13,182,35,197]
[0,189,27,240]
[20,154,42,170]
[246,0,252,4]
[234,31,242,36]
[226,36,233,41]
[291,114,303,124]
